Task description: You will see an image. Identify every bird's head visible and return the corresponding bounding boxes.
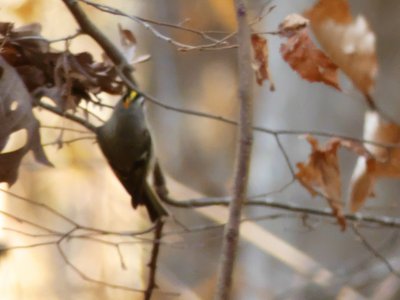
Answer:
[122,90,143,109]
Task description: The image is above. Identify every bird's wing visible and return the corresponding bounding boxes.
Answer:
[96,126,152,207]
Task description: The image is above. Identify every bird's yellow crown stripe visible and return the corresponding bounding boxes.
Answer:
[123,90,140,108]
[129,90,138,100]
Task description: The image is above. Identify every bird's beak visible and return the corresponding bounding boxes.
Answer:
[123,100,131,109]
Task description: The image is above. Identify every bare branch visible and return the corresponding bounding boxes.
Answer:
[162,195,400,229]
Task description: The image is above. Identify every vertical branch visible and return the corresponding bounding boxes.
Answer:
[214,1,254,299]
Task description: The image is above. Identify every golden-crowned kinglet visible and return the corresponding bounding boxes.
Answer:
[96,90,167,222]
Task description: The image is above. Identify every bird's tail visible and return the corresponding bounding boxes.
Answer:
[133,182,168,222]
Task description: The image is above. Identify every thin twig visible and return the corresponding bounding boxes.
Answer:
[0,188,77,225]
[250,179,295,198]
[1,241,58,252]
[38,101,97,132]
[352,223,400,278]
[249,3,275,26]
[55,228,149,294]
[42,136,95,147]
[10,30,83,44]
[0,188,158,236]
[40,125,89,134]
[78,104,105,123]
[0,209,62,234]
[80,0,221,43]
[78,0,236,51]
[273,134,296,177]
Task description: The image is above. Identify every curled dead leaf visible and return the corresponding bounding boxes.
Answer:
[251,33,274,90]
[350,157,376,212]
[350,111,400,212]
[296,136,346,230]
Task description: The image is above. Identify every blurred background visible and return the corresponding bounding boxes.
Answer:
[1,0,400,299]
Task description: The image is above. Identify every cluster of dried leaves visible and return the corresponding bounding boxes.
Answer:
[251,0,376,96]
[251,0,399,230]
[0,23,124,110]
[0,22,126,186]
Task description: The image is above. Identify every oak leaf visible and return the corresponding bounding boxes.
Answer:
[279,14,340,90]
[0,56,52,186]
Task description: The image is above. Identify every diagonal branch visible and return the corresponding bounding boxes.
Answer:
[38,101,97,132]
[352,223,400,277]
[62,0,135,84]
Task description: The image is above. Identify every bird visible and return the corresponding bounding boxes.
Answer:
[96,90,168,222]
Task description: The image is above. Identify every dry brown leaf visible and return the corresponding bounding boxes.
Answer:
[279,14,340,90]
[296,136,346,230]
[251,34,274,90]
[304,0,377,96]
[350,157,376,212]
[118,24,137,64]
[0,56,53,185]
[350,112,400,212]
